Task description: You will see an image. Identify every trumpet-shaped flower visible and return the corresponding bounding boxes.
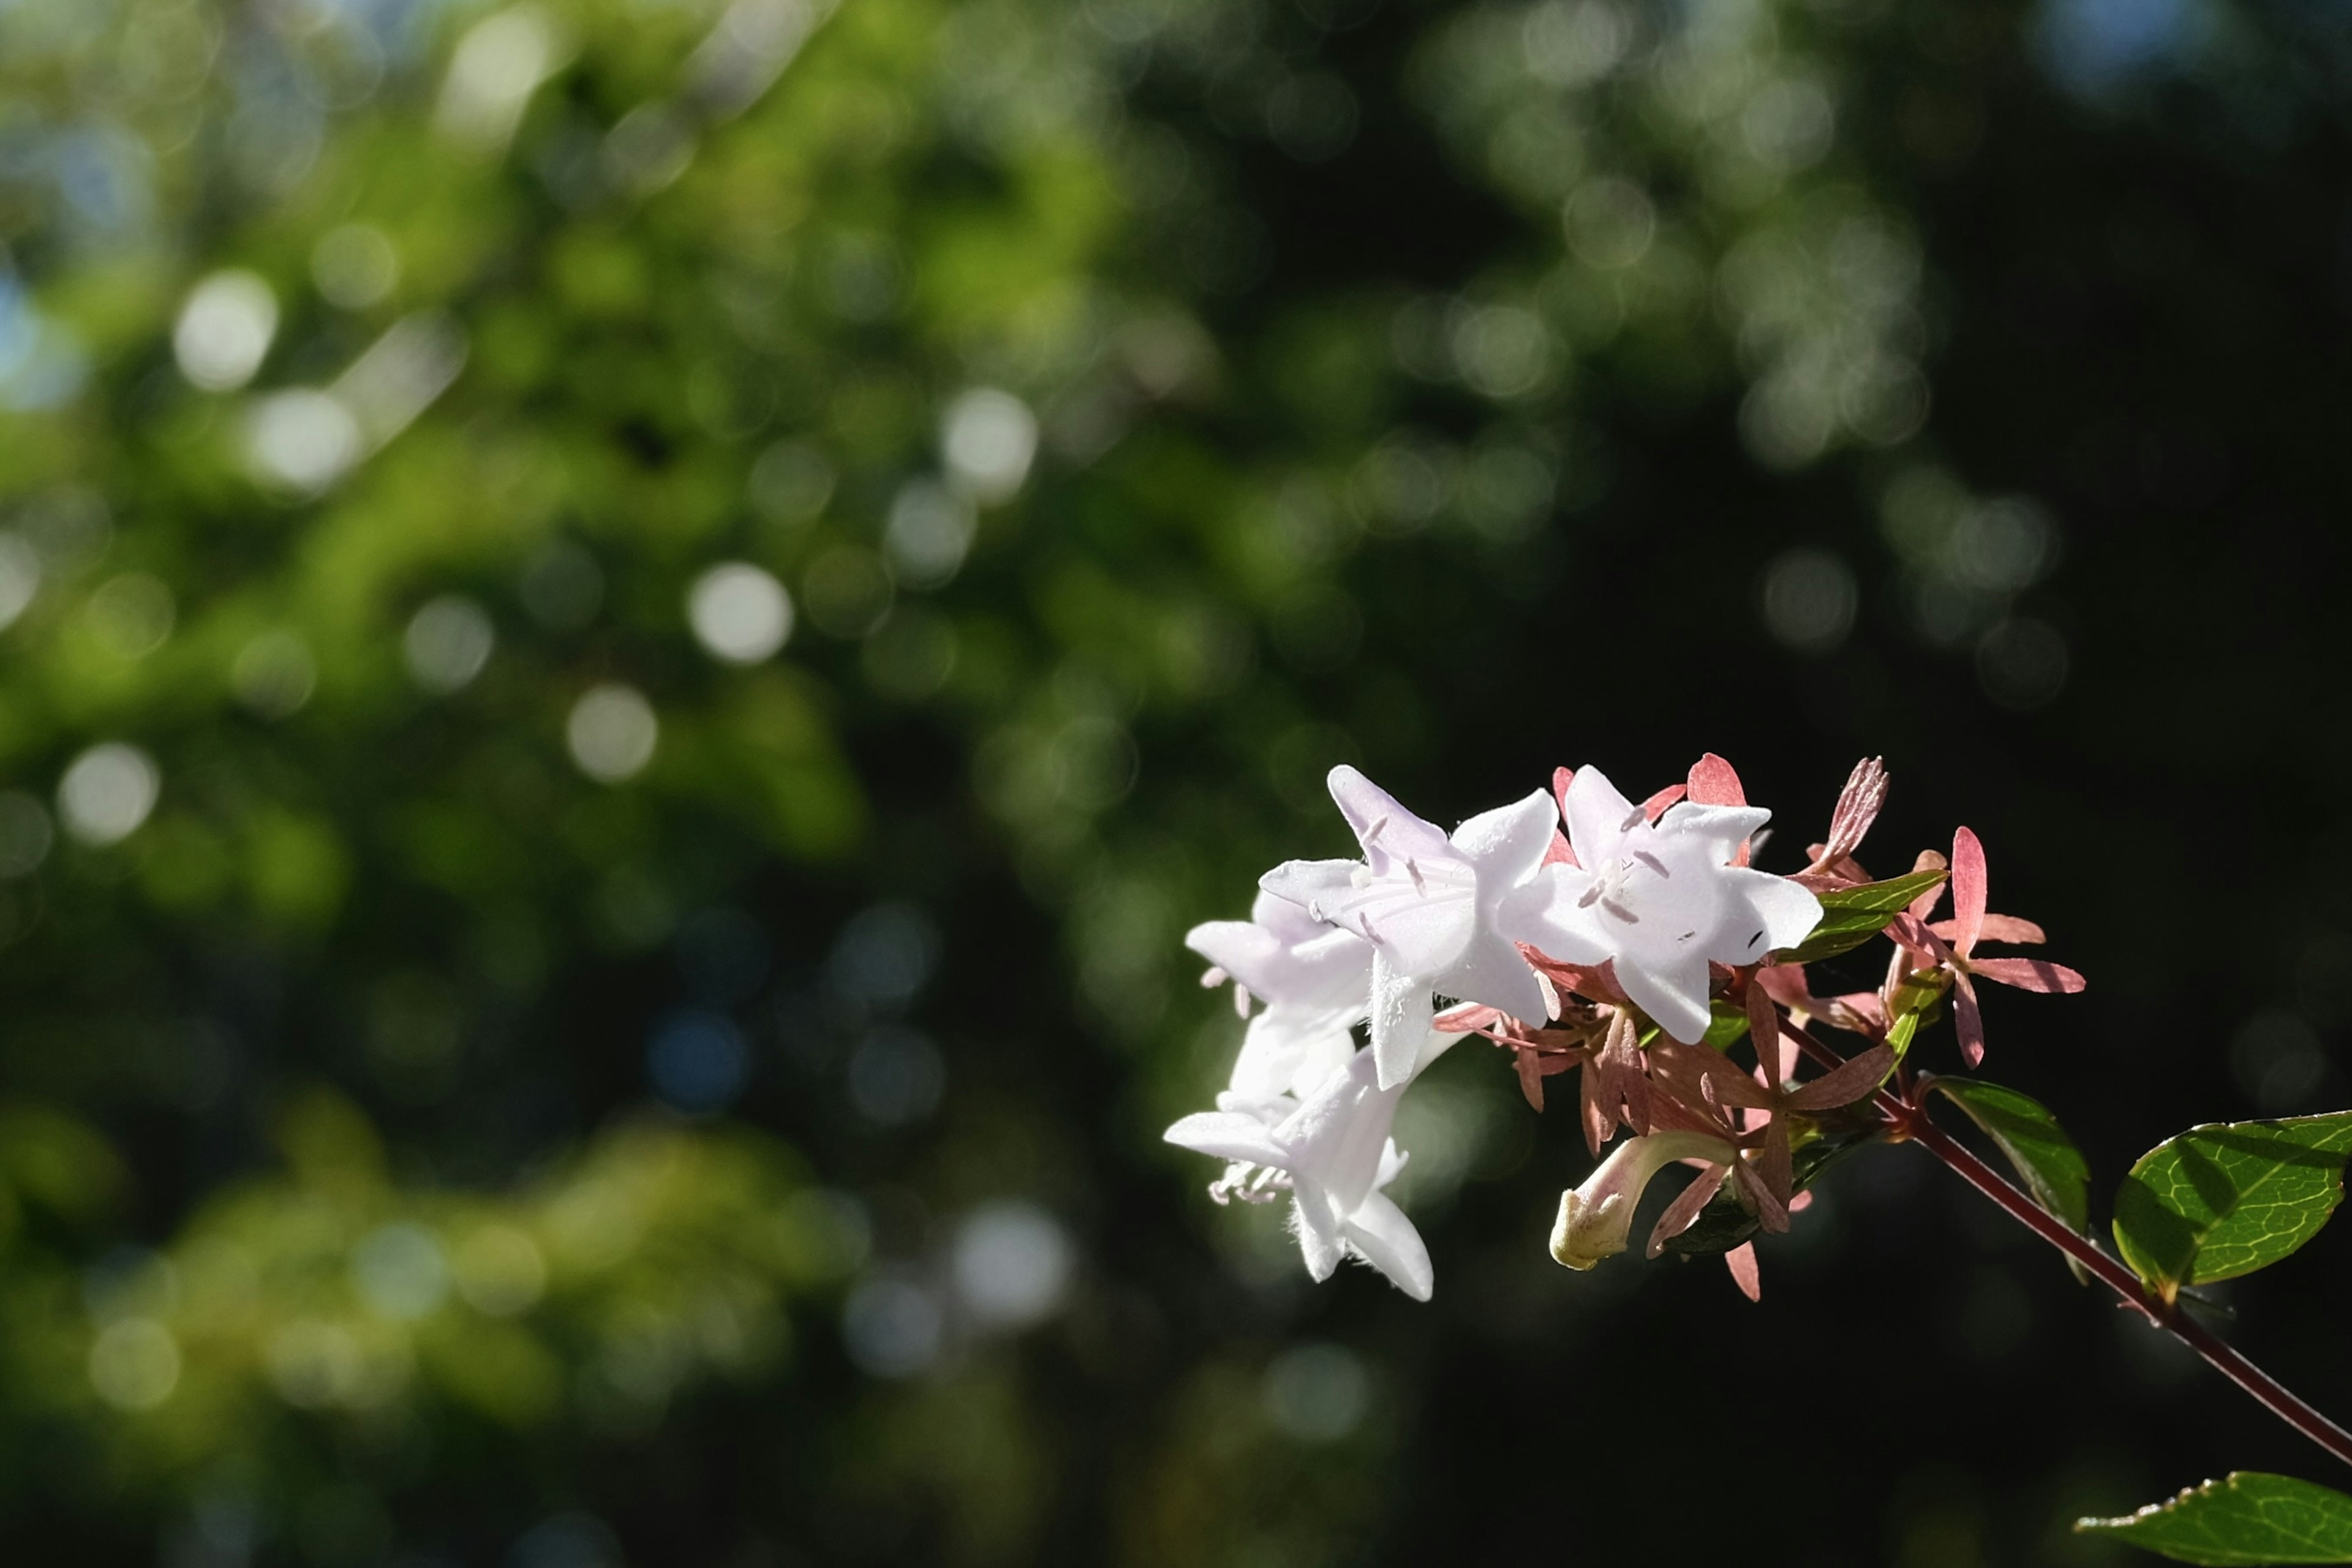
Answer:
[1261,766,1564,1088]
[1186,889,1372,1099]
[1550,1129,1740,1271]
[1528,766,1823,1045]
[1164,1037,1449,1298]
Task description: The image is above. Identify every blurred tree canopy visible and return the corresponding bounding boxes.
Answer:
[4,0,2352,1562]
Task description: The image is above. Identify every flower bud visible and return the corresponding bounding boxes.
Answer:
[1550,1131,1736,1270]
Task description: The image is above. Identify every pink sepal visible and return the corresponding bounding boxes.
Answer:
[1785,1044,1895,1110]
[1744,981,1782,1090]
[1952,971,1985,1068]
[1933,913,2046,946]
[1967,957,2087,994]
[1724,1242,1762,1302]
[1905,850,1950,922]
[1686,753,1746,807]
[1641,783,1688,822]
[1646,1163,1729,1259]
[1949,827,1988,956]
[1542,828,1577,867]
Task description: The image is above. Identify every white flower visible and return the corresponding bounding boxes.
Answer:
[1185,889,1371,1101]
[1164,1039,1449,1300]
[1261,766,1562,1088]
[1529,766,1822,1045]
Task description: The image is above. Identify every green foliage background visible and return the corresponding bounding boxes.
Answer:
[4,0,2350,1561]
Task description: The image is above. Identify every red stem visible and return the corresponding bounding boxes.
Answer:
[1777,1014,2352,1475]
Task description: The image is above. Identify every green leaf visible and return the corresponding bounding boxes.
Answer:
[1931,1077,2090,1235]
[1702,998,1750,1050]
[2113,1113,2352,1302]
[2076,1472,2352,1564]
[1774,869,1946,965]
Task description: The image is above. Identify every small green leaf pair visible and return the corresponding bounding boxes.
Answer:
[1774,868,1947,965]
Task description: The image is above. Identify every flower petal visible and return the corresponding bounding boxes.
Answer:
[1950,827,1988,956]
[1342,1191,1434,1300]
[1165,1111,1287,1166]
[1229,1003,1360,1101]
[1327,766,1454,878]
[1439,931,1550,1028]
[1277,1046,1407,1214]
[1562,766,1641,869]
[1368,952,1434,1089]
[1613,950,1714,1046]
[1967,957,2086,994]
[1452,788,1561,887]
[1290,1186,1345,1281]
[1723,867,1826,961]
[1257,858,1361,921]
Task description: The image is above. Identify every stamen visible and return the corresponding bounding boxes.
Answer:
[1364,815,1388,843]
[1199,966,1228,989]
[1406,857,1427,895]
[1620,806,1648,832]
[1602,898,1640,924]
[1578,881,1605,908]
[1630,850,1668,877]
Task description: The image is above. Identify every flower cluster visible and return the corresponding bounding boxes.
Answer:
[1167,756,2084,1300]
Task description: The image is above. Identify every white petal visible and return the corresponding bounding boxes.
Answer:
[1291,1184,1346,1281]
[1277,1046,1404,1211]
[1367,952,1434,1090]
[1164,1111,1286,1166]
[1250,886,1332,943]
[1562,765,1640,869]
[1327,766,1455,878]
[1613,950,1714,1045]
[1229,1003,1359,1100]
[1317,872,1476,975]
[1258,858,1362,921]
[1656,801,1771,864]
[1438,930,1549,1025]
[1491,867,1611,965]
[1342,1191,1433,1300]
[1619,837,1730,948]
[1451,788,1559,888]
[1722,867,1823,957]
[1184,918,1282,984]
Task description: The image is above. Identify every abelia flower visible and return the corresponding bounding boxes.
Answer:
[1261,766,1565,1088]
[1164,1036,1452,1299]
[1526,766,1824,1045]
[1186,889,1372,1100]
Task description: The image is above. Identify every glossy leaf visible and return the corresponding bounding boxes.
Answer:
[2076,1472,2352,1564]
[2113,1114,2352,1302]
[1931,1077,2090,1237]
[1776,870,1949,965]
